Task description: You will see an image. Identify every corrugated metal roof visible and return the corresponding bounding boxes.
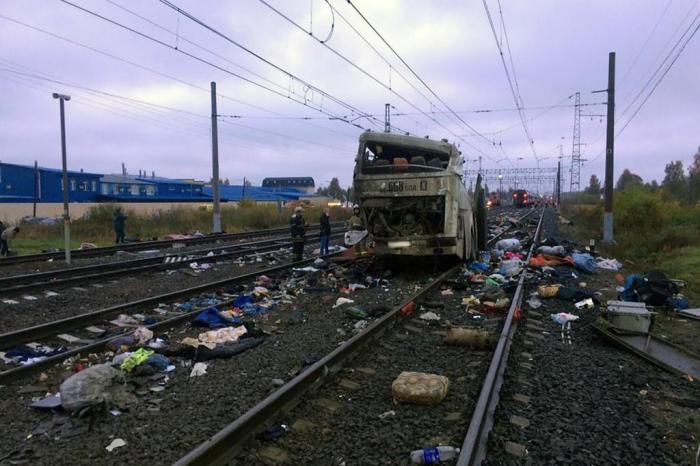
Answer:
[0,162,102,176]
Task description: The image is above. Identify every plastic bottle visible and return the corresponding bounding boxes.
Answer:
[409,446,461,464]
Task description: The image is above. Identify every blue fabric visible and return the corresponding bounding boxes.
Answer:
[572,253,597,273]
[620,274,642,301]
[193,307,233,328]
[234,295,254,308]
[469,262,490,272]
[145,354,171,371]
[319,235,330,255]
[667,296,689,310]
[5,345,67,362]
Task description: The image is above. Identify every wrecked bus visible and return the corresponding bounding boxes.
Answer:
[352,131,486,259]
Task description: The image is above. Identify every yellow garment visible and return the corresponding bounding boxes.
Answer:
[120,348,154,372]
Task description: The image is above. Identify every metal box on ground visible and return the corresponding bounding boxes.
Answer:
[606,300,651,334]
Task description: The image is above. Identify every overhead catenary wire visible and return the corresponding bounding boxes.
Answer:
[256,0,499,157]
[586,10,700,166]
[57,0,377,132]
[617,0,674,89]
[152,0,399,132]
[0,13,357,139]
[345,0,498,148]
[482,0,538,161]
[0,64,351,153]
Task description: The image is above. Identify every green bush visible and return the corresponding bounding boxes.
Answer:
[17,203,351,250]
[562,187,700,259]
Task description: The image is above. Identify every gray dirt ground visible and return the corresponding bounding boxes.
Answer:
[485,208,700,466]
[0,258,438,465]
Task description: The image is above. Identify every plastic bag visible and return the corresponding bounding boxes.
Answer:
[596,257,622,271]
[551,312,580,325]
[495,238,521,251]
[59,363,124,412]
[391,372,449,406]
[344,230,368,246]
[499,259,522,277]
[538,245,566,256]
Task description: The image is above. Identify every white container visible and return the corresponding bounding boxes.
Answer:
[606,300,651,334]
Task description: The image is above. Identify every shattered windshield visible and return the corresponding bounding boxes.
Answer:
[360,142,450,174]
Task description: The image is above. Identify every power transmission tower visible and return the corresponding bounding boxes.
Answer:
[570,91,582,192]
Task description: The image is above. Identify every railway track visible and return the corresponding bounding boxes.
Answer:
[172,207,543,465]
[0,231,345,298]
[0,234,351,383]
[0,207,539,465]
[0,221,345,267]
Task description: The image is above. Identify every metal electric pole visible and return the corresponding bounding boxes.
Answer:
[556,161,561,206]
[210,82,221,233]
[53,93,71,264]
[384,103,391,132]
[602,52,616,243]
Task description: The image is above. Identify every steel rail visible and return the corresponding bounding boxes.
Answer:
[0,221,345,266]
[0,252,347,383]
[172,264,461,466]
[0,232,344,296]
[0,238,345,351]
[456,207,545,465]
[172,207,540,466]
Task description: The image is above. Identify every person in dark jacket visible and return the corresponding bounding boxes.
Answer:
[319,208,331,255]
[1,225,19,256]
[113,207,128,244]
[290,206,307,261]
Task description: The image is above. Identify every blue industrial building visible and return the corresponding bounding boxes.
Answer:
[0,162,316,204]
[97,174,210,202]
[262,177,315,194]
[0,162,102,203]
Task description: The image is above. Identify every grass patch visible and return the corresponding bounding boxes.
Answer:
[654,246,700,303]
[10,203,350,255]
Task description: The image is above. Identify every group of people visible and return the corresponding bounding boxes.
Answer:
[289,204,365,261]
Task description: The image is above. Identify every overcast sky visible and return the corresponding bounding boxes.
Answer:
[0,0,698,190]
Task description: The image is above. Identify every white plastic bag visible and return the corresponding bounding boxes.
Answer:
[495,238,521,251]
[344,230,368,246]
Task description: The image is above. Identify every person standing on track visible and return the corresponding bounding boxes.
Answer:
[113,207,128,244]
[348,204,366,254]
[290,205,307,261]
[1,226,20,256]
[319,207,331,255]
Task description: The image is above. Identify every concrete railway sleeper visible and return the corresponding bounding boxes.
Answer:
[0,221,346,267]
[0,232,346,297]
[173,208,544,465]
[0,248,351,384]
[0,233,347,357]
[0,256,446,466]
[0,207,537,466]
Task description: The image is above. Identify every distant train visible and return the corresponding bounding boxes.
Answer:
[512,189,530,208]
[352,131,486,259]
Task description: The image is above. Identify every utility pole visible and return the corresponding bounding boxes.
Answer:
[53,93,71,264]
[210,82,221,233]
[33,160,38,218]
[384,103,391,132]
[602,52,616,243]
[478,155,482,174]
[556,161,561,206]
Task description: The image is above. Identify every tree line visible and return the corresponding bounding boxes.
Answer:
[585,146,700,205]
